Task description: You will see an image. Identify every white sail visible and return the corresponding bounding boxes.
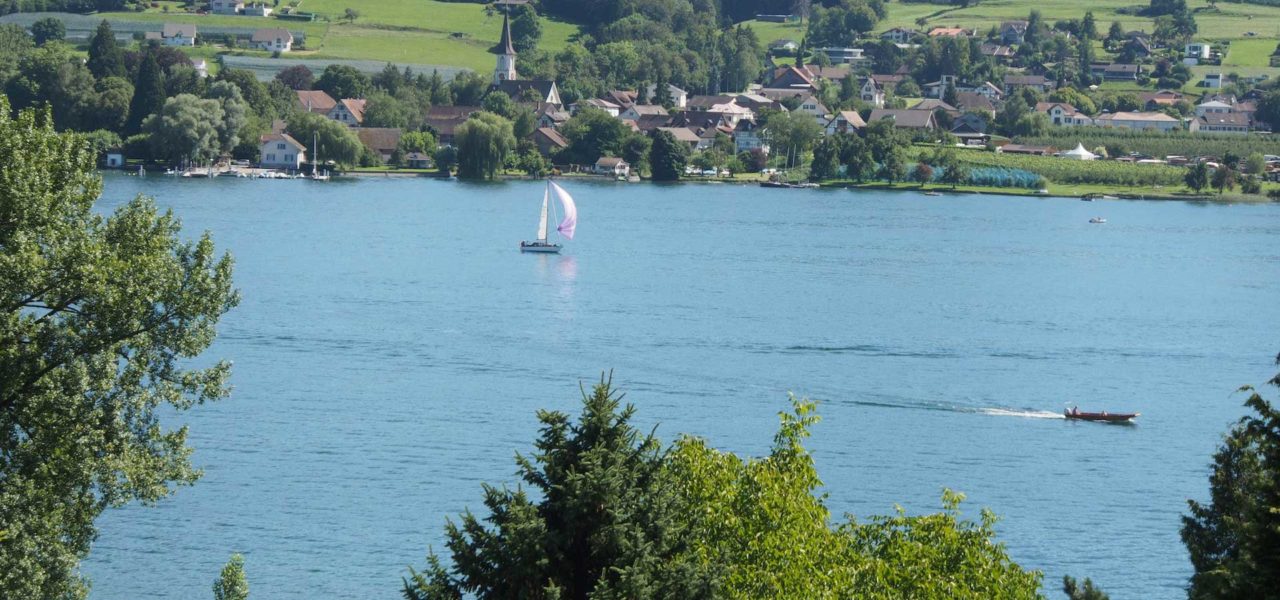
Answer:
[537,186,550,242]
[550,182,577,240]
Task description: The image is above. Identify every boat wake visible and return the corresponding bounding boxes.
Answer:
[978,408,1065,419]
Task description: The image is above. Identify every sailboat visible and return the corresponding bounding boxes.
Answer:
[520,180,577,253]
[310,133,329,181]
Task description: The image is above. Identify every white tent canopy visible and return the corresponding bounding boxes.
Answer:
[1063,142,1097,161]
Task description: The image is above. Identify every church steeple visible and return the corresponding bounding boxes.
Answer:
[492,12,517,84]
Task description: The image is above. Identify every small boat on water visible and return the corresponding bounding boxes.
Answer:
[1064,408,1139,423]
[924,190,942,196]
[520,180,577,254]
[1089,217,1107,224]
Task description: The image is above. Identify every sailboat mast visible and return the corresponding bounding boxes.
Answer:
[537,181,550,242]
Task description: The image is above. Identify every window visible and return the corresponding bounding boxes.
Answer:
[267,153,276,161]
[277,143,285,149]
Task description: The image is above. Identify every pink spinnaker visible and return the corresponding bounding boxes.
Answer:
[551,182,577,240]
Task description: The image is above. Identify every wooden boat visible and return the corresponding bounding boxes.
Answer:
[1064,409,1139,422]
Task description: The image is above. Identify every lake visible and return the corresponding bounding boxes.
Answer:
[85,173,1280,598]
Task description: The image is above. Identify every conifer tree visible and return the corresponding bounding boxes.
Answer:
[126,50,165,134]
[87,20,125,79]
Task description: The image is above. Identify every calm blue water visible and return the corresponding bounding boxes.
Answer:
[85,173,1280,599]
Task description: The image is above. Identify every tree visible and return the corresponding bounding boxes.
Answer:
[274,64,314,90]
[31,17,65,46]
[205,81,250,155]
[1106,21,1124,49]
[1181,354,1280,600]
[0,96,236,600]
[125,50,165,135]
[510,4,541,53]
[286,111,363,167]
[454,111,516,180]
[1255,90,1280,133]
[88,76,134,133]
[879,145,908,184]
[87,20,125,79]
[404,375,701,599]
[213,554,249,600]
[343,7,359,23]
[363,92,415,129]
[809,137,842,181]
[315,64,370,100]
[559,108,633,165]
[143,94,224,164]
[912,162,934,186]
[649,129,687,181]
[1244,152,1266,175]
[763,110,822,169]
[1063,575,1109,600]
[1211,166,1236,194]
[1081,11,1098,40]
[1184,163,1209,193]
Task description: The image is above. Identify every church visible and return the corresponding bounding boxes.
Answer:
[488,12,562,107]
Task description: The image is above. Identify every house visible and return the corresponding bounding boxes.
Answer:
[570,98,620,117]
[1185,42,1211,64]
[1195,99,1233,117]
[680,98,755,127]
[425,106,481,145]
[766,65,818,92]
[859,77,885,107]
[645,83,688,109]
[355,128,401,162]
[1093,111,1183,132]
[999,144,1055,156]
[910,99,958,115]
[593,157,630,177]
[602,90,638,109]
[1198,113,1250,134]
[530,127,569,157]
[296,90,337,114]
[795,94,830,125]
[923,75,1003,101]
[192,59,209,78]
[769,39,800,54]
[824,110,866,136]
[1090,63,1141,81]
[1139,90,1185,110]
[1200,72,1222,89]
[1000,20,1028,45]
[404,152,432,169]
[867,109,937,130]
[733,119,768,154]
[104,148,125,168]
[1123,36,1153,59]
[151,23,196,46]
[619,104,668,122]
[880,27,920,44]
[534,103,571,129]
[259,133,306,169]
[210,0,244,15]
[1035,102,1093,126]
[980,42,1015,62]
[950,113,989,145]
[632,113,674,132]
[1003,74,1053,94]
[655,127,701,151]
[327,99,366,126]
[953,92,996,116]
[243,3,272,16]
[251,28,293,52]
[818,47,869,66]
[928,27,973,38]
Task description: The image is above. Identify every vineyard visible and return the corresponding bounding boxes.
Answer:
[220,56,467,82]
[953,148,1187,187]
[1015,129,1280,160]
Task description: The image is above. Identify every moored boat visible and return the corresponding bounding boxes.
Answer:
[1064,409,1139,422]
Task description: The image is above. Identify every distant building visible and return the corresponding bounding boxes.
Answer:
[1185,42,1211,63]
[1090,63,1141,81]
[593,157,630,177]
[251,28,293,52]
[1035,102,1093,126]
[243,3,272,16]
[150,23,196,46]
[1003,74,1054,94]
[645,83,688,109]
[795,94,830,125]
[859,76,885,108]
[425,106,481,145]
[824,110,866,136]
[880,27,920,44]
[209,0,243,15]
[619,104,668,122]
[1000,20,1028,45]
[296,90,337,114]
[817,47,869,66]
[530,127,569,157]
[259,133,306,169]
[1093,111,1183,132]
[1198,113,1249,134]
[327,99,366,126]
[769,39,800,55]
[867,109,937,130]
[733,119,768,154]
[355,128,401,162]
[928,27,974,38]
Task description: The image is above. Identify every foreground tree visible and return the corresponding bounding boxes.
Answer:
[454,111,516,180]
[406,377,1043,600]
[1181,354,1280,600]
[0,96,237,600]
[1063,575,1110,600]
[213,554,249,600]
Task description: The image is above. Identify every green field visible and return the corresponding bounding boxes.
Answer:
[1223,38,1278,67]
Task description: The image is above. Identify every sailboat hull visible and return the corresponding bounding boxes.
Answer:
[520,242,562,253]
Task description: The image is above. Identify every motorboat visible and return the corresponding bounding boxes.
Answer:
[1064,409,1139,423]
[1089,217,1107,224]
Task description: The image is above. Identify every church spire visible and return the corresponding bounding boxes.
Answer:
[492,11,517,84]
